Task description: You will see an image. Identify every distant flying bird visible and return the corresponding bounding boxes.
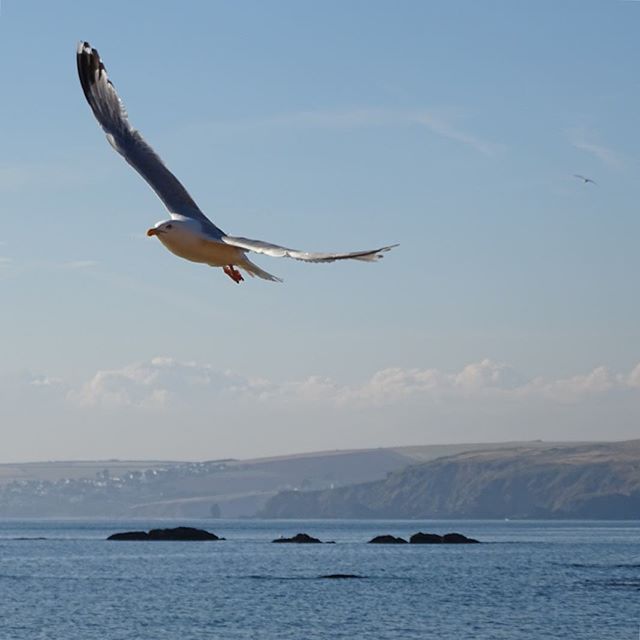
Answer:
[76,42,397,284]
[573,174,597,185]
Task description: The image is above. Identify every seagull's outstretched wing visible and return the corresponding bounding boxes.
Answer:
[573,174,597,185]
[76,42,224,237]
[222,236,398,263]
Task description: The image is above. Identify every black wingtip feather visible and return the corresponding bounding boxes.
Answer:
[77,41,103,91]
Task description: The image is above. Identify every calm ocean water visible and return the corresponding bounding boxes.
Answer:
[0,518,638,639]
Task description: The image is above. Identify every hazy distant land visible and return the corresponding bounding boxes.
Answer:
[261,441,640,520]
[1,440,637,519]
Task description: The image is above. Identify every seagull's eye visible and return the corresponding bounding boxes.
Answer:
[166,224,172,230]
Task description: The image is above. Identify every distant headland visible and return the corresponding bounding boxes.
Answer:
[1,439,638,520]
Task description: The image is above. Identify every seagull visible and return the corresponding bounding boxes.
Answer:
[76,42,397,283]
[573,174,597,185]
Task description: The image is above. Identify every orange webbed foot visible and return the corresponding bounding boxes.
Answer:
[223,265,244,284]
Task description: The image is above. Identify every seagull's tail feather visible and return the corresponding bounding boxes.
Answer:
[239,257,283,283]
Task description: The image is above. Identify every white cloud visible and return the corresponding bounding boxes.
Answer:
[3,357,640,460]
[529,366,616,399]
[28,374,63,387]
[567,127,621,167]
[67,356,260,409]
[335,359,523,406]
[454,359,527,391]
[0,371,65,407]
[63,356,640,411]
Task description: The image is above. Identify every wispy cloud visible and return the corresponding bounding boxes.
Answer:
[201,108,503,157]
[62,356,640,411]
[566,127,622,167]
[411,112,502,156]
[0,161,103,195]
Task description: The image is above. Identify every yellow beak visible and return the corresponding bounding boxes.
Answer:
[146,228,158,237]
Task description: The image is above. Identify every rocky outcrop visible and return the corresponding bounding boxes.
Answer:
[409,531,479,544]
[368,534,408,544]
[108,530,149,540]
[409,532,443,544]
[108,526,223,541]
[272,533,322,543]
[442,532,479,544]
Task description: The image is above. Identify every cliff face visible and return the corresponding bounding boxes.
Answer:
[260,441,640,519]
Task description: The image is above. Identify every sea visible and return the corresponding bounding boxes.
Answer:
[0,518,638,639]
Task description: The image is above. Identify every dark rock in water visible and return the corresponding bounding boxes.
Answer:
[410,531,479,544]
[368,535,408,544]
[442,532,479,544]
[272,533,322,543]
[108,527,223,541]
[108,530,150,541]
[410,532,443,544]
[147,527,223,541]
[320,574,365,579]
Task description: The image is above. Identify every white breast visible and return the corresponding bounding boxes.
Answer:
[158,230,244,267]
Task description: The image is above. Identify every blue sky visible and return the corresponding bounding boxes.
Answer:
[1,1,639,461]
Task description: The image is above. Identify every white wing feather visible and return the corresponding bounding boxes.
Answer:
[222,236,398,263]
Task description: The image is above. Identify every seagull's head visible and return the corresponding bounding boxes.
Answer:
[146,220,176,238]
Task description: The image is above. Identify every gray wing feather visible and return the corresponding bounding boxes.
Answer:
[222,236,398,263]
[76,42,224,237]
